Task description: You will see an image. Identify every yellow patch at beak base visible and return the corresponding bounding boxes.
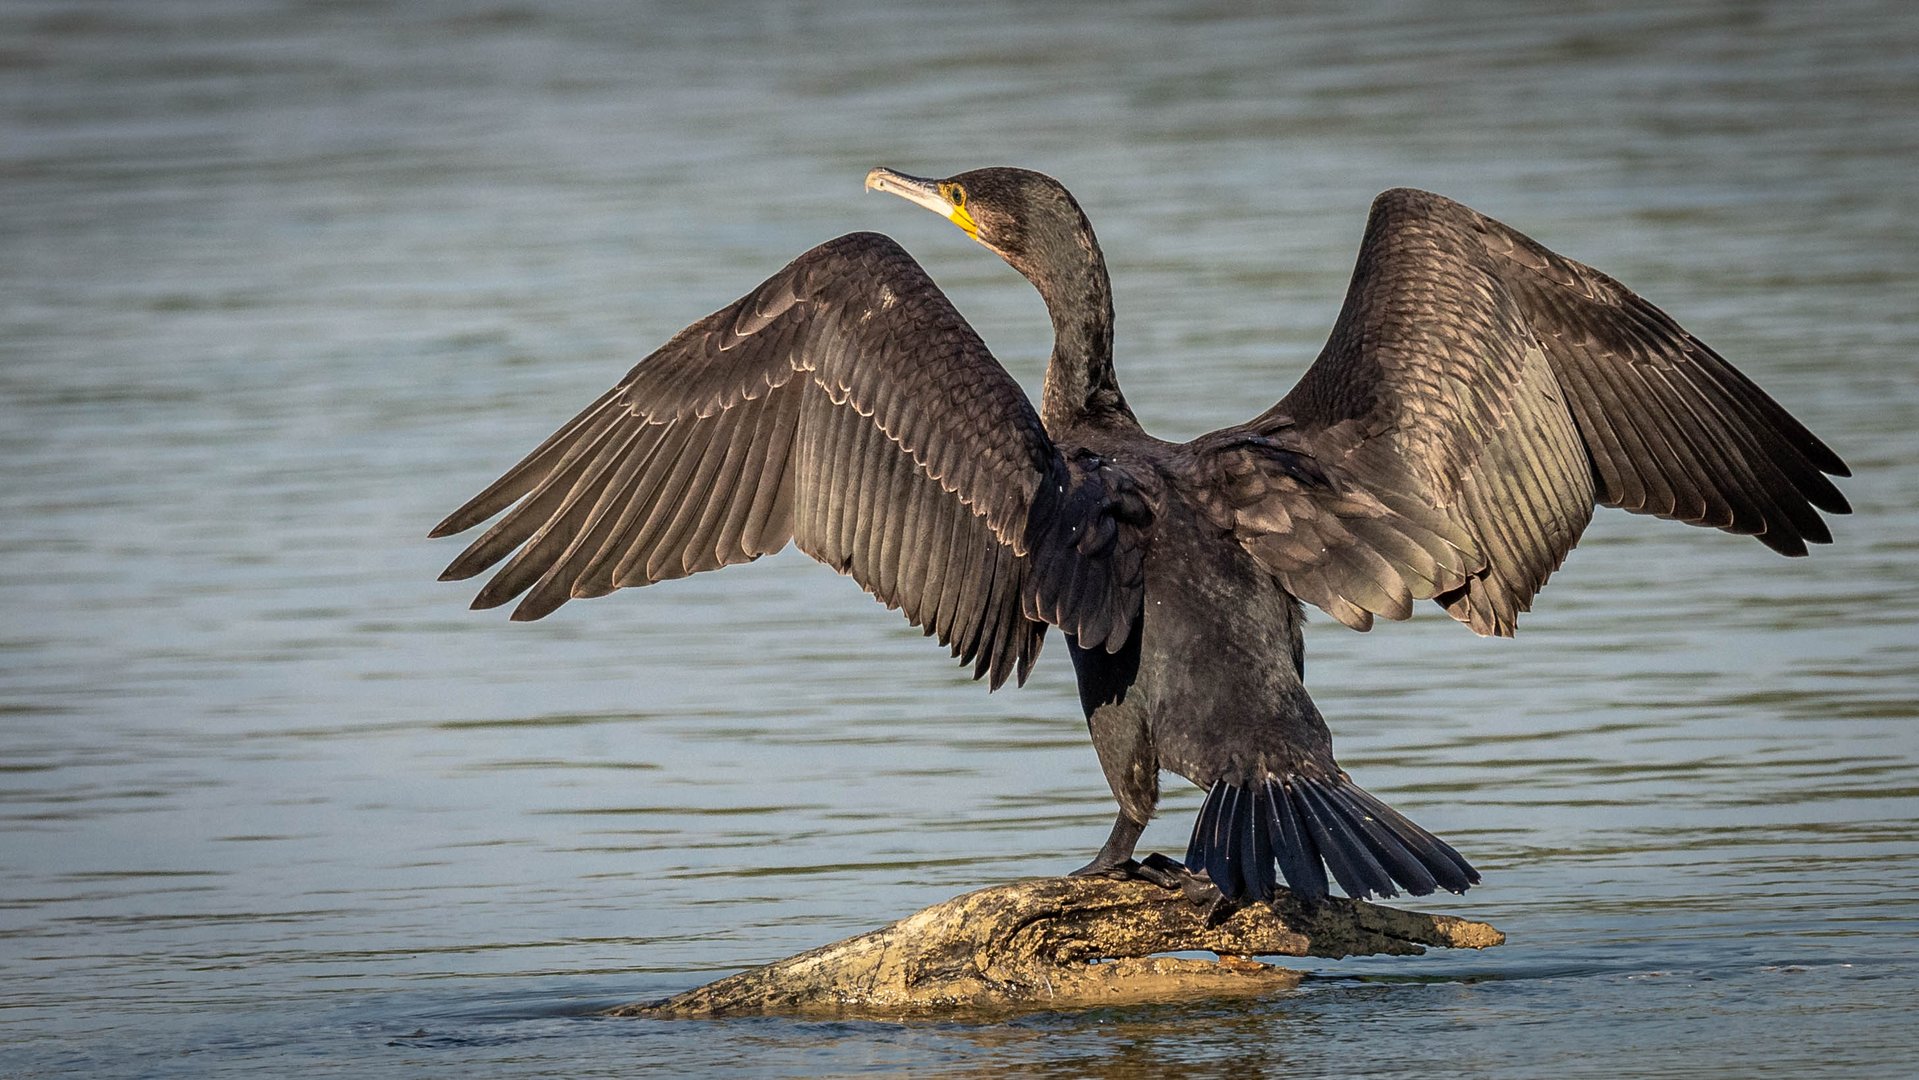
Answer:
[867,167,982,242]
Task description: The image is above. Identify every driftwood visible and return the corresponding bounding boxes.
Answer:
[611,875,1503,1017]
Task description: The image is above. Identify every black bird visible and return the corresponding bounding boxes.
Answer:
[430,167,1848,905]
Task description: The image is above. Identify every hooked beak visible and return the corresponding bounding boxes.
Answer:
[865,167,979,238]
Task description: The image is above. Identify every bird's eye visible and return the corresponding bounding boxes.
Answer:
[947,185,966,209]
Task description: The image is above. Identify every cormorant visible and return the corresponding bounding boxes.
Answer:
[430,167,1848,905]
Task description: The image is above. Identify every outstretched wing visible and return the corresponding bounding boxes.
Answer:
[1212,187,1849,636]
[432,232,1145,687]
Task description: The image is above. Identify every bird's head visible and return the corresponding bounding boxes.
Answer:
[865,166,1099,287]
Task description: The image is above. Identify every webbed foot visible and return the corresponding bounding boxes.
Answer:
[1072,851,1229,916]
[1069,813,1230,917]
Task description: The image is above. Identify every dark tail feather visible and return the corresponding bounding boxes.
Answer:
[1188,774,1478,904]
[1329,777,1478,894]
[1264,776,1327,903]
[1187,779,1278,902]
[1188,780,1229,892]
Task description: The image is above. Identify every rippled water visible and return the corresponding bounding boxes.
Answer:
[5,1,1917,1075]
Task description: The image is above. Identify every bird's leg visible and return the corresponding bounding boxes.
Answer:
[1069,812,1147,877]
[1070,813,1225,908]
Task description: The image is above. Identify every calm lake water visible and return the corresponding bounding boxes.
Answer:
[4,0,1917,1075]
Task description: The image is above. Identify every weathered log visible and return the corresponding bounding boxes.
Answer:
[611,876,1503,1017]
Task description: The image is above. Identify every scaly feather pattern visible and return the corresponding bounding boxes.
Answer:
[432,232,1146,686]
[1235,188,1848,635]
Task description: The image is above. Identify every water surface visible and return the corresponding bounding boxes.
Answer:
[4,1,1917,1075]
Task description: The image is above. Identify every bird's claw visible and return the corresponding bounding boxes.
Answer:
[1073,852,1231,920]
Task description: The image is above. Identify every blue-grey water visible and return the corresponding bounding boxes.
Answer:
[4,1,1917,1075]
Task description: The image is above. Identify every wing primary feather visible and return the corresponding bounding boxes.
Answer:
[607,418,713,587]
[1630,367,1742,529]
[1644,363,1780,534]
[983,576,1019,688]
[429,385,625,539]
[451,413,628,596]
[1616,357,1717,523]
[1657,341,1850,516]
[986,546,1027,686]
[1626,297,1849,477]
[569,425,686,598]
[645,408,747,581]
[490,421,653,617]
[439,408,626,583]
[515,421,663,616]
[1580,342,1685,518]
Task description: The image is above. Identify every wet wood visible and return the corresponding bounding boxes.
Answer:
[610,876,1503,1017]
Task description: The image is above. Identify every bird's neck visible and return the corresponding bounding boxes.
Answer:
[1036,256,1135,437]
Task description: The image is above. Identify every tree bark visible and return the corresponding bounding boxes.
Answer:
[611,876,1503,1017]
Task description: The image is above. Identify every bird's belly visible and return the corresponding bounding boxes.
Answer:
[1133,530,1304,710]
[1075,487,1333,805]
